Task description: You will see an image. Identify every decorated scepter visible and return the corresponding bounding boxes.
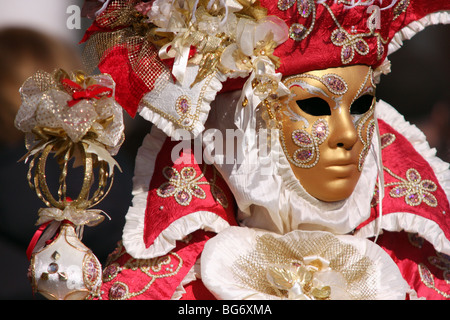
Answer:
[15,69,124,300]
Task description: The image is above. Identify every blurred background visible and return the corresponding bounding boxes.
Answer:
[0,0,448,299]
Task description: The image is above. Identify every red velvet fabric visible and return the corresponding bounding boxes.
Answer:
[179,279,217,300]
[81,1,450,117]
[357,119,450,240]
[100,230,215,300]
[259,0,450,78]
[97,46,149,117]
[143,138,238,249]
[376,231,450,300]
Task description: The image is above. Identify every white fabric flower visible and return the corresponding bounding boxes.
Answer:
[201,227,409,300]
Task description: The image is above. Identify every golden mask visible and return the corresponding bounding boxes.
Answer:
[278,65,376,202]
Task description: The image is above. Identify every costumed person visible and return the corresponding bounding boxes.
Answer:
[17,0,450,300]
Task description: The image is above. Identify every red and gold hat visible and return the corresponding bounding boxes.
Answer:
[262,0,450,78]
[81,0,450,138]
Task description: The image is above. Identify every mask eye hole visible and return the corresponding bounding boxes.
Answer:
[296,97,331,116]
[350,95,374,115]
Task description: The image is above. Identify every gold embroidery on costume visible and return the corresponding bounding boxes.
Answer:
[385,167,438,207]
[278,0,316,41]
[232,232,377,299]
[102,244,183,300]
[380,132,396,149]
[140,71,217,132]
[156,165,229,208]
[375,133,439,208]
[407,234,450,299]
[393,0,410,20]
[418,263,450,298]
[278,2,394,63]
[323,3,388,64]
[157,166,208,206]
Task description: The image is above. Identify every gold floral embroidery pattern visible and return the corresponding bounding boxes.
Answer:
[324,3,388,63]
[278,0,316,41]
[393,0,410,20]
[278,2,392,63]
[157,166,208,206]
[103,251,183,300]
[156,165,229,208]
[373,133,439,208]
[385,167,438,207]
[407,233,450,299]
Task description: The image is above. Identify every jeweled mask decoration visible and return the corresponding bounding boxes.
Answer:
[276,65,376,202]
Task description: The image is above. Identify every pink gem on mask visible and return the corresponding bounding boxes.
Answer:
[294,148,313,162]
[312,119,329,144]
[292,130,313,147]
[322,74,348,95]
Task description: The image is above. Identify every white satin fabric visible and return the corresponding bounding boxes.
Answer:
[201,227,409,300]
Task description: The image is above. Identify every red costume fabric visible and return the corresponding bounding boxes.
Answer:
[98,118,449,300]
[76,0,450,300]
[98,135,237,300]
[81,0,450,117]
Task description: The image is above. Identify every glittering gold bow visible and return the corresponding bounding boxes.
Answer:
[16,68,123,220]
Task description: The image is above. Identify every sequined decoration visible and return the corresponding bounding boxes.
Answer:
[291,73,349,95]
[84,253,102,289]
[380,133,396,149]
[323,3,388,64]
[321,74,348,95]
[393,0,410,20]
[357,103,375,172]
[156,167,207,206]
[278,0,316,41]
[104,247,184,300]
[331,28,370,64]
[176,96,191,116]
[418,263,450,298]
[283,118,329,168]
[377,130,441,209]
[407,234,450,298]
[156,165,229,208]
[385,168,438,207]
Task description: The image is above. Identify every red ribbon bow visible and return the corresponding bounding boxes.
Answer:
[61,78,113,107]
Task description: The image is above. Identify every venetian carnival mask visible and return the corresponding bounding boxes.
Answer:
[278,65,376,202]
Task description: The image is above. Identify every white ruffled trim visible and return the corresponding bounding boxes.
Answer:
[388,11,450,56]
[122,126,231,259]
[355,100,450,255]
[171,260,201,300]
[125,210,231,259]
[138,68,227,140]
[357,212,450,256]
